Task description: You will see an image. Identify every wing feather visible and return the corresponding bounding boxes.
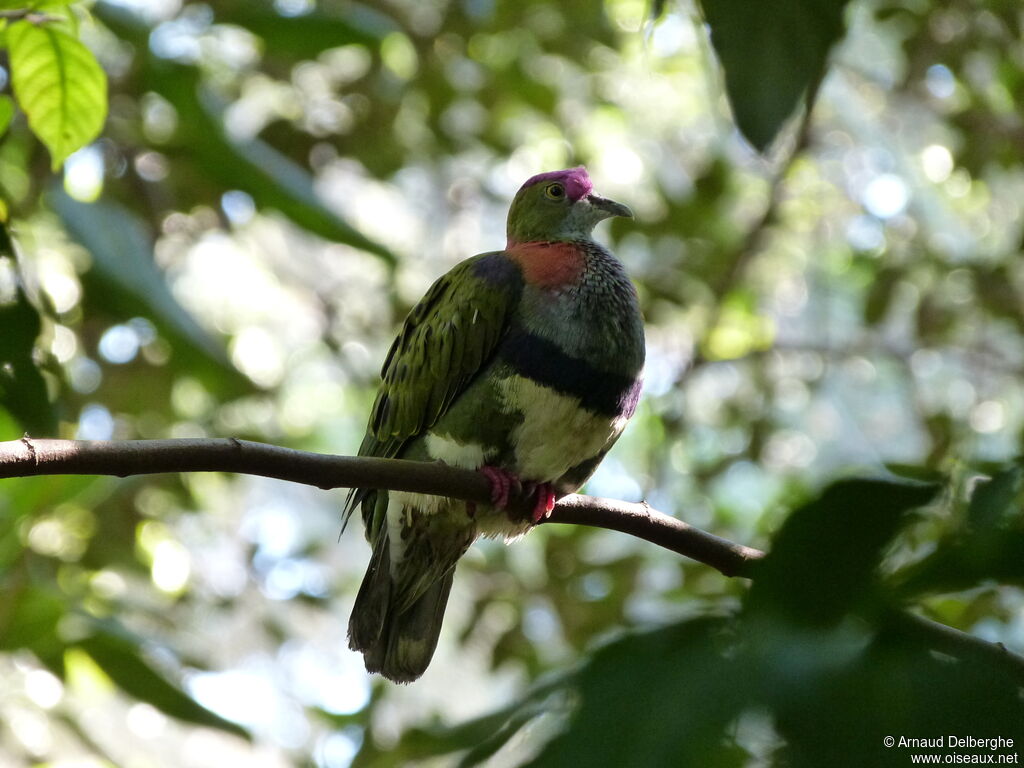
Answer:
[344,252,523,532]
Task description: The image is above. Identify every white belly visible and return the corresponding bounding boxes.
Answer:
[497,375,627,481]
[388,375,627,544]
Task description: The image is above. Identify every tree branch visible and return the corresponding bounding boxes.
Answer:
[0,437,763,577]
[2,436,1022,684]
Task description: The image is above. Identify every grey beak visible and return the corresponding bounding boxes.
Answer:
[587,194,633,219]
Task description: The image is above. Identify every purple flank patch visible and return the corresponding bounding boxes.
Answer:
[618,377,643,420]
[521,166,593,202]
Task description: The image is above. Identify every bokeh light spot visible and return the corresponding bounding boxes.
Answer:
[152,538,191,594]
[64,145,104,202]
[76,403,115,440]
[862,174,909,219]
[99,323,141,364]
[921,144,954,183]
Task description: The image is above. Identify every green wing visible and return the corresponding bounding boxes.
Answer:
[345,252,522,532]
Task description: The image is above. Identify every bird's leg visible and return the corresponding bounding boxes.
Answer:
[516,480,557,524]
[528,482,557,524]
[480,466,521,510]
[479,468,555,524]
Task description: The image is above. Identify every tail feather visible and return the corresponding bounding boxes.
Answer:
[348,533,457,683]
[380,573,454,683]
[348,534,391,654]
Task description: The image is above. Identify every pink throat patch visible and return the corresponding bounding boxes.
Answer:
[507,240,586,288]
[520,166,592,202]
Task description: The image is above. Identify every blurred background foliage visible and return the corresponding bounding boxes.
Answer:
[1,0,1024,765]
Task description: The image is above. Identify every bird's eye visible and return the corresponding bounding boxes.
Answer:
[544,183,566,200]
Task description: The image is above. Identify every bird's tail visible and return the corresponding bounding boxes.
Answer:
[348,533,456,683]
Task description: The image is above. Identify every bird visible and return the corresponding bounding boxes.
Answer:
[345,167,645,682]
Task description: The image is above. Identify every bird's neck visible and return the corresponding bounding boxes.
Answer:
[508,239,644,374]
[505,238,588,290]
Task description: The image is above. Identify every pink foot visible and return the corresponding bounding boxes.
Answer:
[479,468,556,524]
[480,466,520,509]
[530,483,557,524]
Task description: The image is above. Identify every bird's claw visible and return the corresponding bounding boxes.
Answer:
[479,468,556,524]
[480,466,520,510]
[528,483,557,524]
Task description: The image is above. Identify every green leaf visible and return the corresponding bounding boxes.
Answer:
[350,672,569,768]
[701,0,851,150]
[0,95,15,136]
[353,619,746,768]
[76,627,250,740]
[769,632,1024,767]
[0,223,57,435]
[0,283,55,435]
[0,1,77,7]
[882,463,947,484]
[436,610,1024,768]
[0,585,65,656]
[863,267,901,326]
[528,619,747,768]
[93,5,397,264]
[51,190,220,360]
[747,477,939,625]
[214,4,395,60]
[965,464,1023,532]
[168,64,396,264]
[895,466,1024,596]
[973,265,1024,327]
[0,473,100,572]
[51,188,253,398]
[7,19,107,169]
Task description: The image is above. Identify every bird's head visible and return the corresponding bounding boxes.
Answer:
[506,167,633,245]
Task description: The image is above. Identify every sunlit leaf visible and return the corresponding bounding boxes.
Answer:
[76,627,250,740]
[7,19,107,169]
[701,0,851,149]
[0,0,77,7]
[0,95,15,136]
